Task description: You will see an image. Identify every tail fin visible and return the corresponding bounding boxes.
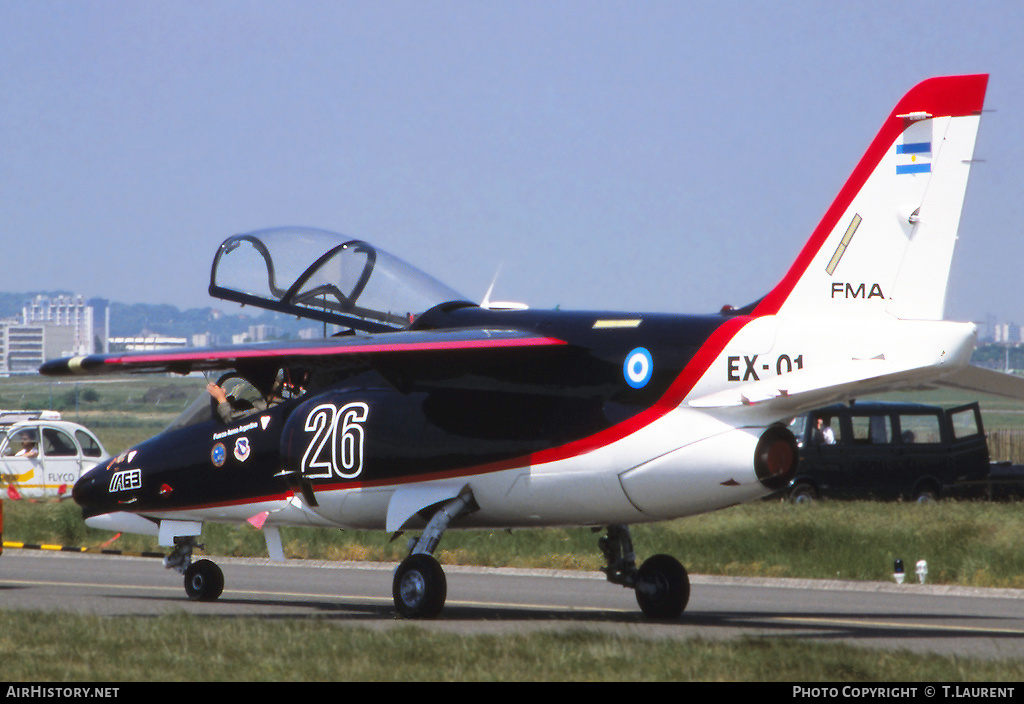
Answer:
[754,74,988,320]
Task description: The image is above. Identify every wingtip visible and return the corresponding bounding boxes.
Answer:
[38,355,95,376]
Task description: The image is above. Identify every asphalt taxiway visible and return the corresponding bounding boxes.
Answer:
[2,550,1023,660]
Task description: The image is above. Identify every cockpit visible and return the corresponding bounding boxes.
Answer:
[150,227,474,434]
[209,227,467,333]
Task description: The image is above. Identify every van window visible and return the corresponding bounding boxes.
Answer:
[75,430,103,457]
[43,428,77,456]
[2,427,39,456]
[898,413,942,444]
[851,415,892,444]
[949,408,981,439]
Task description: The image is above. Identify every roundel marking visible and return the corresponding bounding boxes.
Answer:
[624,347,653,388]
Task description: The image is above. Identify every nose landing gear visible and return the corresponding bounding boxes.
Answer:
[165,536,224,602]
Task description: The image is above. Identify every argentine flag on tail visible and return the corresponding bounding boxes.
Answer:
[896,118,932,174]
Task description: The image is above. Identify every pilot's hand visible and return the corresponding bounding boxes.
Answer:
[206,383,228,404]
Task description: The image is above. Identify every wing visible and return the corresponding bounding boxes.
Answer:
[39,328,568,377]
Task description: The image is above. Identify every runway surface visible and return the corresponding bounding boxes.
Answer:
[2,550,1024,660]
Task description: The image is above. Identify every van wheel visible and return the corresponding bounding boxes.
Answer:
[789,483,817,504]
[914,485,939,503]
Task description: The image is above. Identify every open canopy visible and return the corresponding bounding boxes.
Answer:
[209,227,468,332]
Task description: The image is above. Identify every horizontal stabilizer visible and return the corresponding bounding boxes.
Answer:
[935,365,1024,402]
[689,357,948,415]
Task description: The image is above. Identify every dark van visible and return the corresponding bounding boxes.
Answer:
[786,401,990,502]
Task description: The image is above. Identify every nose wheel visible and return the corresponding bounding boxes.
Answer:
[165,537,225,602]
[183,559,225,601]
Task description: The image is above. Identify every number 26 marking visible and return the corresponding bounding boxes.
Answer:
[301,402,369,480]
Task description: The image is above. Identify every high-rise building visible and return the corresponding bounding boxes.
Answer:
[0,295,108,375]
[22,294,97,357]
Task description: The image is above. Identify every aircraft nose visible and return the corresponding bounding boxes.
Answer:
[72,466,109,515]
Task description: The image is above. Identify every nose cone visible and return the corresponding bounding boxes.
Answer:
[72,463,111,517]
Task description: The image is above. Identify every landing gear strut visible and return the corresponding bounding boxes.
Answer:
[599,525,689,619]
[392,493,474,619]
[164,536,224,602]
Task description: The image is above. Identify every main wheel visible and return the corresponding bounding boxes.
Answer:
[635,554,689,620]
[393,554,447,619]
[184,559,224,602]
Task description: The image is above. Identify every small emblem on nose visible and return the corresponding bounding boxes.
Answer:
[234,437,251,462]
[211,443,226,467]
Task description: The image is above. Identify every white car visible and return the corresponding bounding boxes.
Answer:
[0,411,110,500]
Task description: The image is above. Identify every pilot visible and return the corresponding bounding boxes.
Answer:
[281,368,310,399]
[207,379,284,424]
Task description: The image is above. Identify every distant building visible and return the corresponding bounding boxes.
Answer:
[192,332,220,347]
[993,323,1023,344]
[0,321,42,375]
[108,335,188,352]
[0,294,109,375]
[21,294,109,356]
[248,324,280,342]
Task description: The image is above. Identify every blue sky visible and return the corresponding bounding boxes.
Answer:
[3,1,1023,329]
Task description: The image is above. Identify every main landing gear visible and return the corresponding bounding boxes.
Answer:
[164,536,225,602]
[599,524,690,619]
[391,504,690,620]
[392,493,474,619]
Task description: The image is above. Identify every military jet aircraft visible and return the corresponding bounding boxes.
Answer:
[43,74,1019,619]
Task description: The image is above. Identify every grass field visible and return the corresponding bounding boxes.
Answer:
[3,610,1023,682]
